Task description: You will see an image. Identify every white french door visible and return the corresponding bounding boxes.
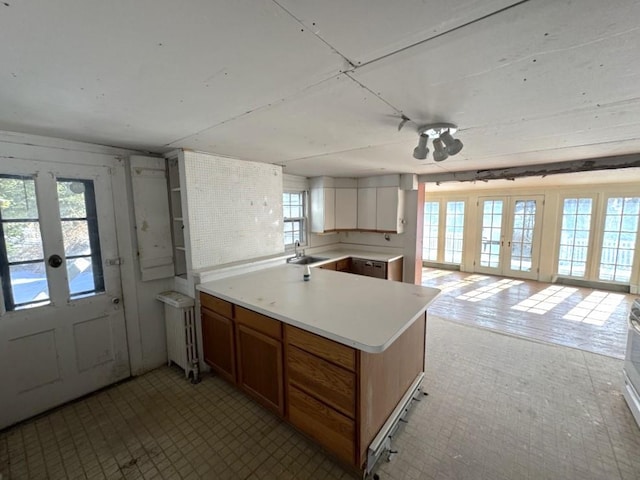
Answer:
[0,159,130,429]
[476,195,544,279]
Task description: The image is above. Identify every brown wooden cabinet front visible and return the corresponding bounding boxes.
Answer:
[236,324,284,416]
[201,307,236,384]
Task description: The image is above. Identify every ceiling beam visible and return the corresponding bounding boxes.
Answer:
[418,154,640,184]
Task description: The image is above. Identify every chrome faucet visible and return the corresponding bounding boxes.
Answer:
[294,240,305,258]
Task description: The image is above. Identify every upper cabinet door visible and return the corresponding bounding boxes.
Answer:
[335,188,357,230]
[357,188,377,230]
[311,187,335,233]
[376,187,401,233]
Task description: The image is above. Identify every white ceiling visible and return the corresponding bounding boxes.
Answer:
[1,0,640,178]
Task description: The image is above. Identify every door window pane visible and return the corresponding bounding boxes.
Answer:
[599,197,640,282]
[61,221,91,256]
[10,262,49,307]
[480,200,503,268]
[558,198,592,277]
[0,175,50,310]
[5,221,44,263]
[423,201,439,261]
[66,258,97,297]
[57,179,105,298]
[510,200,536,272]
[444,201,464,264]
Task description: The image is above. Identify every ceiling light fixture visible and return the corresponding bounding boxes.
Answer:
[413,123,463,161]
[432,138,448,162]
[412,133,429,160]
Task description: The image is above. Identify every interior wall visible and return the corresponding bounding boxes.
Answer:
[0,131,172,376]
[425,180,640,290]
[183,151,284,270]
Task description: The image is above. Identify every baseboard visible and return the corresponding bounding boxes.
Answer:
[422,262,460,271]
[552,276,630,293]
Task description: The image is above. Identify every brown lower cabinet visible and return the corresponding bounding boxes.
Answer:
[201,307,236,384]
[235,307,284,416]
[200,291,426,473]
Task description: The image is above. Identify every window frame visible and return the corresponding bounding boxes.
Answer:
[283,190,308,250]
[0,174,107,312]
[556,195,595,279]
[597,195,640,283]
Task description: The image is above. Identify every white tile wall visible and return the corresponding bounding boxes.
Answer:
[183,152,284,269]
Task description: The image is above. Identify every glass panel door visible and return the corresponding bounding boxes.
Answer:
[508,199,537,273]
[478,198,504,271]
[476,196,544,279]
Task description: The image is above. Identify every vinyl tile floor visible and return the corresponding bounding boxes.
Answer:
[2,317,640,479]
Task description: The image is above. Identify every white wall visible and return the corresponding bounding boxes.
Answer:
[0,131,172,375]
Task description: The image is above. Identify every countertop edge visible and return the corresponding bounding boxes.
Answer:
[196,282,438,353]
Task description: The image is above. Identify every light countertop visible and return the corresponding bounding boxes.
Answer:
[197,264,440,353]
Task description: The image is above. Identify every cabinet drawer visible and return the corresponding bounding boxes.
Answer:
[236,306,282,340]
[288,384,355,466]
[336,258,351,272]
[288,346,355,418]
[200,293,233,318]
[286,325,356,371]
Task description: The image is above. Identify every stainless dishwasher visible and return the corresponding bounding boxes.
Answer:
[351,258,387,279]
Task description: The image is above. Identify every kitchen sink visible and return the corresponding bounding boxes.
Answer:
[286,255,328,265]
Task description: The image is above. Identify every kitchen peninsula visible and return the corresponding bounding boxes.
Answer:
[197,264,440,475]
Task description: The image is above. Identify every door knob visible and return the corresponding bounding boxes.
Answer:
[48,254,63,268]
[112,297,121,305]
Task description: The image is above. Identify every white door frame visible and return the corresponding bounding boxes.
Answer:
[476,195,545,280]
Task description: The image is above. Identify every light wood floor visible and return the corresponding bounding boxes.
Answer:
[421,267,636,359]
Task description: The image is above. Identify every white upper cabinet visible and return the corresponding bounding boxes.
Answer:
[310,177,336,233]
[311,175,406,233]
[357,187,377,230]
[376,186,405,233]
[335,187,358,229]
[358,175,405,233]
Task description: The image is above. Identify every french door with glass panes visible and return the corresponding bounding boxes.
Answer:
[0,159,129,429]
[476,195,544,279]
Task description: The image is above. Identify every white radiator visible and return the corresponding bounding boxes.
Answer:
[156,291,199,383]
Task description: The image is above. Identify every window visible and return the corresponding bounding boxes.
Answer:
[557,198,592,277]
[423,201,439,261]
[283,192,306,247]
[599,197,640,283]
[444,201,465,263]
[57,179,105,299]
[0,175,49,310]
[0,176,105,312]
